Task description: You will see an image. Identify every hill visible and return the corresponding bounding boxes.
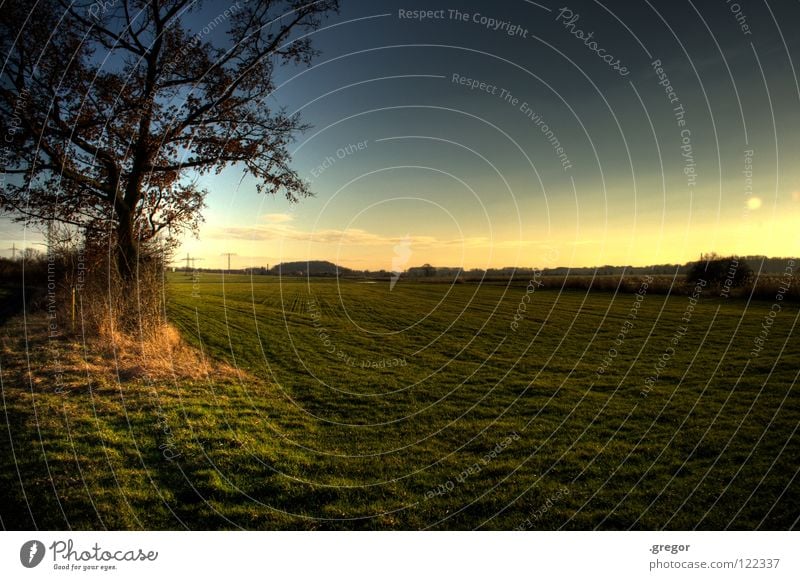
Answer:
[270,260,351,276]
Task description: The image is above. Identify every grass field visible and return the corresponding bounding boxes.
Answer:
[1,273,798,529]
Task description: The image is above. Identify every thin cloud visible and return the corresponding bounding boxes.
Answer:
[213,223,548,250]
[261,213,295,223]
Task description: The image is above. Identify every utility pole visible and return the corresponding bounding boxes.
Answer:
[221,252,237,273]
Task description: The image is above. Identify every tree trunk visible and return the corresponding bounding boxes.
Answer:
[115,209,139,282]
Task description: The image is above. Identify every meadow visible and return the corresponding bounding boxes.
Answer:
[1,273,798,529]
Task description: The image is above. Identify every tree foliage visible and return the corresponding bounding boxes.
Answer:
[686,253,754,290]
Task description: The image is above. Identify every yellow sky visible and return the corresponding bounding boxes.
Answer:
[177,192,800,271]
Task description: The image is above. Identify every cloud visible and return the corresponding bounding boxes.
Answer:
[218,225,384,244]
[212,222,550,251]
[261,212,294,223]
[567,239,603,246]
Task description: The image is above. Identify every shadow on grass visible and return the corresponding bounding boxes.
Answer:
[0,319,230,530]
[0,377,237,530]
[0,285,25,327]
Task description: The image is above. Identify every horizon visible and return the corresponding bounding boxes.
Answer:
[165,253,796,274]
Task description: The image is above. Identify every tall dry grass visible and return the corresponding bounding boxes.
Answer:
[34,243,240,382]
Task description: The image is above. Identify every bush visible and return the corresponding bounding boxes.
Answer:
[1,232,168,340]
[686,253,753,295]
[76,244,168,339]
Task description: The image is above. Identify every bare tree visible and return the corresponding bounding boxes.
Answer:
[0,0,338,281]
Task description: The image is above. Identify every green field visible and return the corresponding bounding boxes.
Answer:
[2,273,798,529]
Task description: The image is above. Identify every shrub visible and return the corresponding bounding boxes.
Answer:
[686,253,753,295]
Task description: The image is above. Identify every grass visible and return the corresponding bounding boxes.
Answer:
[1,272,798,529]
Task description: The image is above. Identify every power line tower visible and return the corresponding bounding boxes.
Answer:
[181,253,203,275]
[7,243,17,259]
[221,252,237,273]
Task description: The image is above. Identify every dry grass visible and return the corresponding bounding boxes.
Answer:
[93,320,242,382]
[3,310,246,387]
[62,257,247,383]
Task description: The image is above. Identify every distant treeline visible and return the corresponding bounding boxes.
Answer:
[168,255,797,280]
[398,256,796,279]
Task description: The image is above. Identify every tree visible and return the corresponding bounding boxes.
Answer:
[0,0,338,281]
[686,253,753,292]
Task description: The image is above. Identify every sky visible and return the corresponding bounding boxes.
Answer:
[3,0,800,271]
